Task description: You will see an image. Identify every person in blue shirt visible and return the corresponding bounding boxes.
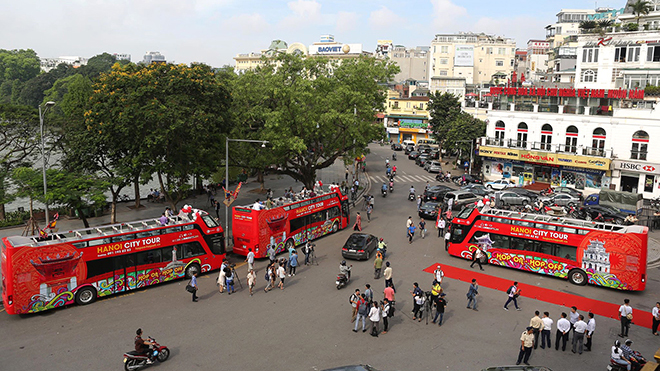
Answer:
[407,225,416,244]
[289,250,299,276]
[382,183,388,192]
[190,272,198,302]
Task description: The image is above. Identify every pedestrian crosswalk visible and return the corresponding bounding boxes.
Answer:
[369,174,438,184]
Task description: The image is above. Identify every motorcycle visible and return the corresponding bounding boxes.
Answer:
[381,188,388,197]
[123,337,170,371]
[408,192,415,201]
[540,187,554,197]
[336,267,352,289]
[389,182,394,193]
[392,153,397,161]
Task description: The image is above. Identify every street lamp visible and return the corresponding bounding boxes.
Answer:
[224,137,269,249]
[455,139,475,175]
[39,101,55,228]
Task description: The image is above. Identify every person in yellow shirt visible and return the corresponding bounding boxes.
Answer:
[530,310,543,349]
[516,327,535,365]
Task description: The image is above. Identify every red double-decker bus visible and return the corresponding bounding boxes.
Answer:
[1,211,225,314]
[447,207,647,291]
[232,187,350,257]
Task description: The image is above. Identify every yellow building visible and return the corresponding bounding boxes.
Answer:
[234,40,308,73]
[383,90,431,144]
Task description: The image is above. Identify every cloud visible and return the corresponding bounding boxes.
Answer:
[430,0,468,31]
[224,13,269,35]
[368,6,404,29]
[336,11,359,34]
[279,0,323,29]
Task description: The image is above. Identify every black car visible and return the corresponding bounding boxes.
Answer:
[408,151,420,160]
[553,186,584,200]
[418,202,440,219]
[341,233,378,260]
[416,155,430,167]
[508,187,539,200]
[452,174,482,185]
[404,145,415,154]
[424,185,452,201]
[582,204,627,223]
[429,149,440,159]
[391,143,403,151]
[460,184,492,198]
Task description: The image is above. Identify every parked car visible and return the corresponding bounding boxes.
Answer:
[444,191,479,210]
[485,179,515,190]
[494,190,532,206]
[552,186,584,201]
[417,144,431,153]
[341,233,378,260]
[508,187,539,201]
[460,184,493,198]
[582,204,627,224]
[539,193,581,207]
[390,143,403,151]
[425,161,443,173]
[424,185,453,202]
[416,154,430,166]
[452,174,482,185]
[404,145,415,154]
[429,149,440,160]
[418,202,441,219]
[407,150,420,160]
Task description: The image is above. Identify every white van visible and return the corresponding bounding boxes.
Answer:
[402,140,416,148]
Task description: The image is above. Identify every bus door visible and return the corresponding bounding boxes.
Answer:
[341,200,350,224]
[113,254,137,293]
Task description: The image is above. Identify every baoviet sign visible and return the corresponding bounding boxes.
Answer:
[489,87,645,100]
[479,146,611,170]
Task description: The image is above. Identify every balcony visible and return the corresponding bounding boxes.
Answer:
[479,137,613,158]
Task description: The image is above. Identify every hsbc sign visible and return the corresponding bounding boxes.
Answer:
[613,160,660,174]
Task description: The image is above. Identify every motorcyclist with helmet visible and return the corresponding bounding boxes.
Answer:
[339,260,352,280]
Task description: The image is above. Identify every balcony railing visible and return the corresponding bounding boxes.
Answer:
[480,137,612,158]
[530,141,553,151]
[582,147,605,157]
[508,139,528,148]
[484,137,506,146]
[556,144,577,154]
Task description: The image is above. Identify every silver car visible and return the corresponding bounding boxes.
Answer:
[539,193,580,207]
[494,191,532,206]
[425,161,442,173]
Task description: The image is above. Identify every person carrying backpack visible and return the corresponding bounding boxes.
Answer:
[353,294,369,333]
[350,289,361,322]
[504,281,521,311]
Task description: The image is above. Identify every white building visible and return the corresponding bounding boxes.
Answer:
[40,56,88,72]
[525,40,550,83]
[389,45,430,82]
[142,51,166,65]
[113,53,131,61]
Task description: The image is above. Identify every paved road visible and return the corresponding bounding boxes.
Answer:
[1,144,660,371]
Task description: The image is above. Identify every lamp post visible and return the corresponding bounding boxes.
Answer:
[39,101,55,227]
[224,137,269,249]
[455,139,475,175]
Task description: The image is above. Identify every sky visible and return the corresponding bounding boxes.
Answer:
[1,0,625,67]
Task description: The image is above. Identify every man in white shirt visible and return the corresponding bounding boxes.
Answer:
[540,311,553,349]
[252,199,263,210]
[406,216,413,228]
[585,312,596,351]
[245,248,255,271]
[652,302,660,336]
[555,312,571,351]
[434,265,444,284]
[437,217,446,238]
[444,230,451,251]
[572,314,588,354]
[619,299,633,337]
[569,306,580,332]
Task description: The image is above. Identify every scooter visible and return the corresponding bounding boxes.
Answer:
[392,153,397,161]
[336,268,352,289]
[123,337,170,371]
[389,182,394,193]
[381,188,388,197]
[408,192,415,201]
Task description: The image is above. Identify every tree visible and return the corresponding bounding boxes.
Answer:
[428,91,462,155]
[10,167,44,234]
[631,0,652,25]
[443,112,487,158]
[0,104,39,220]
[0,49,41,86]
[46,169,108,229]
[579,20,598,33]
[84,62,231,210]
[231,53,398,189]
[597,19,614,35]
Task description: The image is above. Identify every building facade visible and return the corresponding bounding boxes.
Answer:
[525,40,550,83]
[142,51,166,65]
[40,56,88,72]
[389,45,430,82]
[383,90,431,144]
[478,86,657,198]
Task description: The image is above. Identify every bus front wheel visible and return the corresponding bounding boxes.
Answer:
[185,263,201,279]
[568,269,588,286]
[75,286,97,305]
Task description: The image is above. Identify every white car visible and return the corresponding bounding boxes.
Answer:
[485,179,515,191]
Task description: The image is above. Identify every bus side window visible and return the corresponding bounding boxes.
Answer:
[558,227,577,234]
[510,237,528,251]
[86,257,115,279]
[556,245,577,261]
[290,217,306,232]
[88,239,104,247]
[576,229,589,235]
[72,241,87,249]
[489,233,509,249]
[137,249,161,265]
[162,247,173,262]
[183,242,205,258]
[328,206,340,219]
[534,241,556,256]
[165,226,182,234]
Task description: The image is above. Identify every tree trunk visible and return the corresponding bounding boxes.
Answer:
[257,170,265,191]
[157,171,179,211]
[0,203,6,221]
[76,207,90,228]
[133,174,141,208]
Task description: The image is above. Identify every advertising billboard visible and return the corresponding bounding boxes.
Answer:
[455,45,474,67]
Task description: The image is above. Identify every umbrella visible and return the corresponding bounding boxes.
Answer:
[484,93,492,97]
[466,93,477,97]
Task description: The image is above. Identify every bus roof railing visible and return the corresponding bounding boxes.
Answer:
[7,211,208,248]
[479,208,638,233]
[235,185,343,209]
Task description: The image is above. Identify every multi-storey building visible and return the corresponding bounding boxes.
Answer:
[383,90,431,144]
[113,53,131,62]
[40,56,88,72]
[525,40,550,83]
[389,45,430,82]
[142,51,166,65]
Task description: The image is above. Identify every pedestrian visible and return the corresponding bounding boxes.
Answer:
[516,327,534,366]
[264,263,274,292]
[226,269,235,294]
[190,272,198,302]
[407,224,415,244]
[572,314,587,354]
[364,284,373,303]
[569,306,580,332]
[434,265,444,285]
[267,244,276,265]
[432,294,447,326]
[368,301,381,337]
[217,266,226,293]
[437,217,445,238]
[413,291,425,322]
[470,246,485,270]
[530,310,543,349]
[247,269,256,296]
[383,262,394,291]
[411,282,424,321]
[288,250,298,276]
[384,282,395,305]
[382,299,391,334]
[406,216,413,228]
[653,302,660,336]
[430,279,442,305]
[302,242,311,266]
[503,281,521,311]
[466,279,478,310]
[417,195,422,211]
[540,311,553,349]
[366,204,373,222]
[447,197,454,211]
[374,254,383,279]
[585,312,595,351]
[444,230,451,251]
[353,212,362,231]
[369,194,375,210]
[419,219,426,239]
[159,213,168,226]
[555,312,570,351]
[345,168,349,181]
[350,289,361,323]
[214,199,221,220]
[619,299,633,337]
[245,248,255,271]
[353,294,369,333]
[276,262,286,290]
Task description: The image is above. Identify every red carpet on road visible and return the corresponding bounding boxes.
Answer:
[423,263,653,329]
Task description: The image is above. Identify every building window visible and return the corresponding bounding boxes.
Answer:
[510,59,514,67]
[496,60,504,66]
[439,70,448,76]
[581,47,599,63]
[631,130,649,160]
[647,45,660,62]
[540,124,553,150]
[441,46,448,53]
[615,46,640,63]
[565,125,578,153]
[440,59,448,64]
[487,47,493,54]
[615,46,627,62]
[495,121,505,145]
[498,48,506,55]
[516,122,528,148]
[591,127,606,155]
[581,69,597,83]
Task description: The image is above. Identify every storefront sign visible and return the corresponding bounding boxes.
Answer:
[489,87,644,100]
[612,160,660,175]
[386,127,399,134]
[479,146,611,170]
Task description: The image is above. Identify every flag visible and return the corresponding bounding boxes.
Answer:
[232,182,243,199]
[47,213,59,229]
